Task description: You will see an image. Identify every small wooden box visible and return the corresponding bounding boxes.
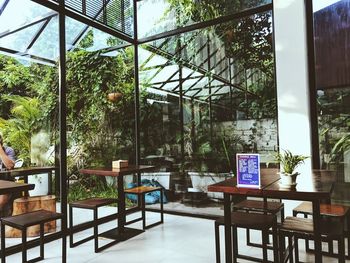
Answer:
[112,160,128,169]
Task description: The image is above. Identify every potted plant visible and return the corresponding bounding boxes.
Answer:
[275,150,309,187]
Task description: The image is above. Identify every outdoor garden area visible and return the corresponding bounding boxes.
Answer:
[0,0,349,214]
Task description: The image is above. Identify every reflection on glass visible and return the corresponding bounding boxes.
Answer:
[313,0,350,184]
[0,0,59,198]
[139,9,276,215]
[138,0,272,38]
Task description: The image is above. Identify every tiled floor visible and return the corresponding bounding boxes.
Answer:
[3,202,350,262]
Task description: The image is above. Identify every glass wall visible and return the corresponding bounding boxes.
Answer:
[0,0,60,207]
[137,0,272,38]
[0,0,276,217]
[312,0,350,203]
[65,18,135,202]
[139,4,277,215]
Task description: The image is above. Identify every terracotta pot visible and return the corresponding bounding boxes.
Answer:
[107,92,122,102]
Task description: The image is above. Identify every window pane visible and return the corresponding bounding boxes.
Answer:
[313,0,350,200]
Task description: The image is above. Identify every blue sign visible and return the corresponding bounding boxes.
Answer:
[236,154,260,188]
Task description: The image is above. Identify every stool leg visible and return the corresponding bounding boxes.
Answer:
[160,190,164,223]
[272,225,279,263]
[246,228,251,246]
[22,228,27,263]
[347,214,350,258]
[294,236,299,263]
[214,222,220,263]
[1,221,6,263]
[279,231,285,263]
[40,223,44,260]
[303,214,310,252]
[233,226,238,263]
[94,208,98,253]
[288,234,294,263]
[262,230,268,262]
[142,194,146,230]
[62,219,67,263]
[69,205,73,248]
[339,236,345,263]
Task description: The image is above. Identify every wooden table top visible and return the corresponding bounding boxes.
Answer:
[0,180,35,195]
[79,165,155,177]
[0,166,57,177]
[263,170,335,200]
[208,169,336,201]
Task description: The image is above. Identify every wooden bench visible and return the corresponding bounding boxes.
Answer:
[1,209,64,263]
[125,186,164,230]
[69,197,118,253]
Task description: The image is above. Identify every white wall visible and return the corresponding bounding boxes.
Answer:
[273,0,312,172]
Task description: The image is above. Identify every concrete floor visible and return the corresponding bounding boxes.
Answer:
[3,202,350,263]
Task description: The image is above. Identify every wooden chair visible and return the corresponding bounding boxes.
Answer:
[233,199,284,248]
[214,211,279,263]
[292,201,350,259]
[69,197,118,252]
[279,216,345,263]
[1,209,64,263]
[124,186,164,230]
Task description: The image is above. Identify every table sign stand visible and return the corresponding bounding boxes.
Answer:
[236,154,260,188]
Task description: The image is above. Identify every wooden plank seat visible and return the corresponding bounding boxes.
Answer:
[233,199,285,250]
[215,211,279,263]
[293,201,350,259]
[279,216,345,263]
[69,197,118,253]
[124,186,164,230]
[1,209,64,263]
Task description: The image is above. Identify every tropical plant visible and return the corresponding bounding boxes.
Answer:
[275,149,309,175]
[0,95,43,164]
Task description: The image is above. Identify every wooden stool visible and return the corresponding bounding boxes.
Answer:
[233,199,284,249]
[6,195,56,238]
[69,197,118,253]
[279,216,345,263]
[125,186,164,230]
[214,211,279,263]
[1,209,64,263]
[293,201,349,258]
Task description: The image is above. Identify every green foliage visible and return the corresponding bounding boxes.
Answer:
[0,95,43,164]
[275,150,309,175]
[67,176,118,204]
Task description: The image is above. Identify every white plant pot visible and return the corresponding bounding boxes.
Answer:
[28,174,49,196]
[279,172,298,188]
[188,172,230,199]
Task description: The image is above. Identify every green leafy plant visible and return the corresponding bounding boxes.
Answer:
[275,149,309,175]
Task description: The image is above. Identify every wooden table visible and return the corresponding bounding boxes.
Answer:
[0,180,35,195]
[208,169,336,263]
[0,166,57,194]
[79,165,155,242]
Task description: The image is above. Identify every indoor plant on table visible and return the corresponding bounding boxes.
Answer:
[275,150,309,187]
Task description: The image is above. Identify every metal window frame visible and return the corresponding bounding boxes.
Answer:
[0,2,276,257]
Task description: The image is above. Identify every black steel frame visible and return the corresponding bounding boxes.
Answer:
[305,0,321,169]
[0,0,275,258]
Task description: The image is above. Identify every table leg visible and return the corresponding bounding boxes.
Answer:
[48,171,52,195]
[312,199,322,262]
[99,175,144,242]
[117,175,125,232]
[224,193,232,263]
